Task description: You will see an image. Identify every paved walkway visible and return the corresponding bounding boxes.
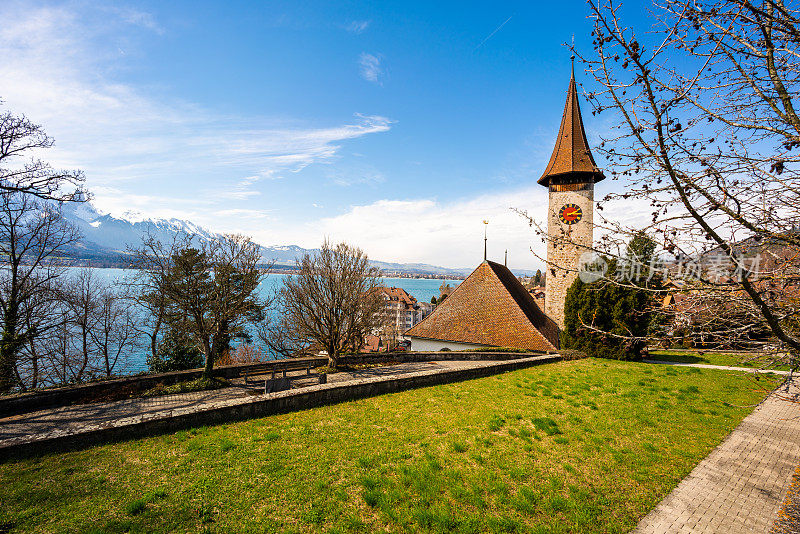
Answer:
[633,377,800,533]
[0,361,473,448]
[643,360,793,376]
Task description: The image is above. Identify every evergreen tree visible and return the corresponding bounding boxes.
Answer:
[562,232,660,360]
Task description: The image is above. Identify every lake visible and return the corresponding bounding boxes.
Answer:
[84,268,462,372]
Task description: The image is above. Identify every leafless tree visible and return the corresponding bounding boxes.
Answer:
[522,0,800,371]
[62,268,103,382]
[12,285,66,391]
[255,312,308,359]
[0,192,80,393]
[1,101,85,201]
[274,241,384,370]
[126,233,190,361]
[90,286,139,378]
[130,233,267,378]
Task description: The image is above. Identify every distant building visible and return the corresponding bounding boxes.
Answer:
[528,286,546,309]
[362,334,383,353]
[404,261,559,352]
[373,287,435,350]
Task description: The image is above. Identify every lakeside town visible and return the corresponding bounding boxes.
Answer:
[1,1,799,533]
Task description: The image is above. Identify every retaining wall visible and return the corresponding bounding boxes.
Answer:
[0,354,561,460]
[338,351,549,365]
[0,357,327,418]
[1,352,547,418]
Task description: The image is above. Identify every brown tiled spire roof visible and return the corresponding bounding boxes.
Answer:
[538,63,605,186]
[405,261,559,351]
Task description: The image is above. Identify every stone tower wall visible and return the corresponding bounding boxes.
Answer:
[545,186,594,328]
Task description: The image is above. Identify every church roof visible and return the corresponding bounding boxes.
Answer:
[538,64,605,186]
[405,261,560,351]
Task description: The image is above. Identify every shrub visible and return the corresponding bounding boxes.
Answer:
[562,232,661,361]
[558,349,587,361]
[143,377,228,397]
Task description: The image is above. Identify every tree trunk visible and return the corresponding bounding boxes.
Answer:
[29,337,38,390]
[202,338,214,379]
[0,315,21,393]
[327,346,338,371]
[150,314,162,360]
[0,341,16,393]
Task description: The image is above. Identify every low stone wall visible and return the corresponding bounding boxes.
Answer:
[0,357,327,418]
[0,352,544,418]
[339,351,548,366]
[0,354,561,460]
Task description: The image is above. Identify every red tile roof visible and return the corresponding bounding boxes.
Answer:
[405,261,559,351]
[377,286,417,307]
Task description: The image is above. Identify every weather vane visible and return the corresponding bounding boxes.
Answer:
[571,34,575,62]
[483,220,489,261]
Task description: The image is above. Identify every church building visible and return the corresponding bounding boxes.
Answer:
[539,61,604,328]
[405,63,602,350]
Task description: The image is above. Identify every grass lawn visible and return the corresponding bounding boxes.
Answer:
[0,359,781,533]
[649,349,790,370]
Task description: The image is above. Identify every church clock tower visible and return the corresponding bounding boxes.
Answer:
[539,62,604,328]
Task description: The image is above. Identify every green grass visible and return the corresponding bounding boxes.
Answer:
[649,349,790,370]
[0,359,780,533]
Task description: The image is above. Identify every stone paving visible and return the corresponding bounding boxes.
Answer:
[0,361,461,447]
[633,377,800,534]
[643,359,792,376]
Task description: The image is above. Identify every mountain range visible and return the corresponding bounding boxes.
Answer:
[60,198,495,277]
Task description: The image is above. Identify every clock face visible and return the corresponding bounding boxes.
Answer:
[558,203,583,225]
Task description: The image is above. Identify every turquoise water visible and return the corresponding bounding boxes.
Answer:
[81,268,462,372]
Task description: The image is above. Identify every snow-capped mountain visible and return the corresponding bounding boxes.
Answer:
[58,198,478,276]
[61,200,220,253]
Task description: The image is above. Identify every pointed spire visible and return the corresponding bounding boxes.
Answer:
[538,62,605,187]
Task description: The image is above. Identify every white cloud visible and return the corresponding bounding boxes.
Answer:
[214,208,272,220]
[109,6,165,34]
[359,53,383,84]
[268,185,552,270]
[0,3,393,222]
[345,20,371,34]
[263,181,659,270]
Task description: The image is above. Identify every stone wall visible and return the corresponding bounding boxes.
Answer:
[0,358,327,418]
[0,354,561,459]
[546,186,594,328]
[339,351,549,365]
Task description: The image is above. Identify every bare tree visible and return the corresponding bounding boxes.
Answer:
[62,268,103,382]
[90,286,139,378]
[0,192,80,393]
[130,233,267,378]
[274,241,384,370]
[523,0,800,371]
[256,308,309,359]
[0,102,85,201]
[126,233,190,361]
[13,285,64,391]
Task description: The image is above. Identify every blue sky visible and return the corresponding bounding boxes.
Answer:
[0,0,653,269]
